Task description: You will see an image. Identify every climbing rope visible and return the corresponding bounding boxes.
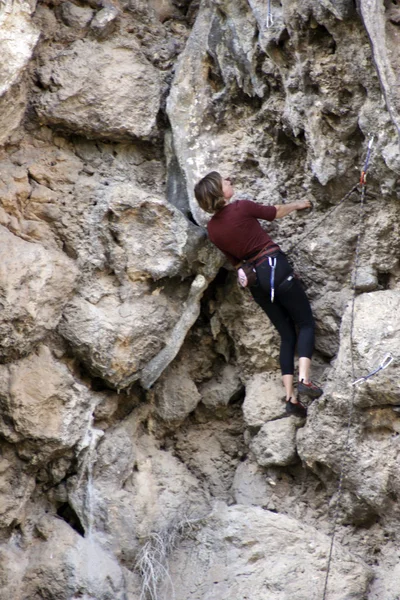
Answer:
[286,183,359,255]
[320,135,394,600]
[286,136,375,257]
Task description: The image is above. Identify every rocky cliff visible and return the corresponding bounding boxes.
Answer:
[0,0,399,599]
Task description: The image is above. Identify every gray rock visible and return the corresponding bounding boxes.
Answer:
[354,265,379,292]
[154,364,201,422]
[232,459,270,506]
[243,372,286,427]
[250,417,299,467]
[163,503,373,600]
[105,183,201,281]
[360,0,400,139]
[59,2,94,28]
[200,364,242,409]
[90,6,119,38]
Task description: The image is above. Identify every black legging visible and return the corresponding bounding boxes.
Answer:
[250,252,315,375]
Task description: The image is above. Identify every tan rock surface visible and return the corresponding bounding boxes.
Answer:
[163,503,373,600]
[0,0,398,599]
[35,38,162,141]
[0,225,77,361]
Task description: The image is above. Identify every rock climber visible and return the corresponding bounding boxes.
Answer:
[194,171,323,418]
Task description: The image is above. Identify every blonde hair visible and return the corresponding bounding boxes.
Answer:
[194,171,226,214]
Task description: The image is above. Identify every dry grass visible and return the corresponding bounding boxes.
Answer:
[135,513,204,600]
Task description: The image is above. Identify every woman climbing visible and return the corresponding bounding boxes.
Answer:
[194,171,323,418]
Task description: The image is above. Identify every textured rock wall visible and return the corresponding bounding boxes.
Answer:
[0,0,399,599]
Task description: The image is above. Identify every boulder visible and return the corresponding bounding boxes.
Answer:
[0,345,95,461]
[104,183,204,282]
[59,281,182,389]
[200,364,242,409]
[154,364,201,422]
[90,6,119,38]
[0,225,78,362]
[243,372,286,427]
[162,503,373,600]
[250,417,299,467]
[35,38,162,141]
[59,2,94,28]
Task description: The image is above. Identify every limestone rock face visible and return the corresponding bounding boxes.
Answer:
[35,38,162,141]
[360,0,400,139]
[0,345,94,460]
[0,441,36,530]
[0,0,399,599]
[163,503,373,600]
[19,518,128,600]
[298,290,400,521]
[0,226,78,362]
[104,183,204,281]
[0,1,39,145]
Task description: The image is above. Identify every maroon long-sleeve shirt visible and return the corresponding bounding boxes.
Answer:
[207,199,279,265]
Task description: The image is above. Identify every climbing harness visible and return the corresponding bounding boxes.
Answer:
[237,246,279,288]
[321,135,395,600]
[351,353,394,386]
[266,0,274,28]
[268,256,277,302]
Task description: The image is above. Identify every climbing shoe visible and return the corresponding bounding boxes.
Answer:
[298,379,323,399]
[286,398,307,418]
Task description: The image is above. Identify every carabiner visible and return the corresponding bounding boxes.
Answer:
[266,13,274,28]
[379,353,394,371]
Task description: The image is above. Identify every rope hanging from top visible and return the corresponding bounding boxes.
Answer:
[286,137,375,256]
[320,135,394,600]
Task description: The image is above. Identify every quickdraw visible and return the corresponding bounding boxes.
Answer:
[266,0,274,28]
[351,353,394,386]
[359,136,374,186]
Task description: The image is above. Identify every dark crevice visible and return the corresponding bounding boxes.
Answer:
[166,151,191,217]
[206,52,225,94]
[308,22,337,54]
[57,502,85,537]
[377,271,391,290]
[228,385,245,406]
